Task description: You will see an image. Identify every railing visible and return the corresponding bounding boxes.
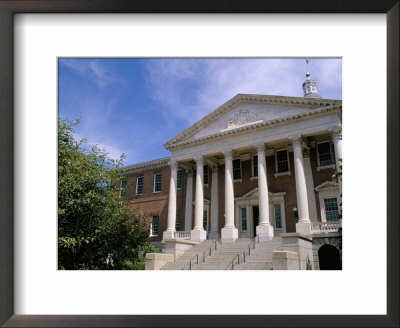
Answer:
[311,220,342,234]
[224,238,257,270]
[174,231,191,240]
[182,236,220,270]
[201,237,220,264]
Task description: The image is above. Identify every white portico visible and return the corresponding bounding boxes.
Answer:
[162,92,342,244]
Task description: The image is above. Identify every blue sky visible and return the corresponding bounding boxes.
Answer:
[58,58,342,165]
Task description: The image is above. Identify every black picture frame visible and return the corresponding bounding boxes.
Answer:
[0,1,398,327]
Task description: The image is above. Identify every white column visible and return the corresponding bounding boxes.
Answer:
[209,166,219,239]
[221,150,238,243]
[290,136,311,235]
[331,127,342,214]
[191,155,207,242]
[184,169,194,231]
[163,160,178,241]
[256,143,274,241]
[303,148,318,222]
[331,127,342,171]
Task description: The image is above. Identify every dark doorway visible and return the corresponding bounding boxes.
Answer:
[318,244,342,270]
[252,206,259,237]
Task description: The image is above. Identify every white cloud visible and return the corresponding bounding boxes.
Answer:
[59,58,124,88]
[143,58,341,127]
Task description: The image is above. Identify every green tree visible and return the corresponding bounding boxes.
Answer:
[58,118,150,269]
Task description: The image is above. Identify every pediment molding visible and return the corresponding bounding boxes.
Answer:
[165,103,341,151]
[314,181,339,191]
[235,187,286,200]
[164,94,341,151]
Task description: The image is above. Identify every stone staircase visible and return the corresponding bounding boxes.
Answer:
[191,238,253,270]
[235,236,283,270]
[161,237,284,270]
[161,239,217,270]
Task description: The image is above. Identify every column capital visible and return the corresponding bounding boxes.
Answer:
[185,169,194,177]
[330,127,342,141]
[168,160,179,170]
[302,147,311,158]
[194,155,204,166]
[289,135,303,147]
[211,166,219,174]
[255,142,266,154]
[222,149,233,160]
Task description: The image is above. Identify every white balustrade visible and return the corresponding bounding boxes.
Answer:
[311,221,342,234]
[174,231,191,240]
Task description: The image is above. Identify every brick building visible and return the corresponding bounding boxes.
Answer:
[122,72,342,270]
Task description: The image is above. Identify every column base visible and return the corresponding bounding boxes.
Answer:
[162,230,175,241]
[208,231,219,240]
[190,229,207,242]
[256,224,274,242]
[221,227,238,243]
[296,221,311,235]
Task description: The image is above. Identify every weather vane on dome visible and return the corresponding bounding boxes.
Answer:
[305,58,311,76]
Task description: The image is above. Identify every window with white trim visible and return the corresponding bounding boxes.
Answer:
[276,149,289,173]
[153,173,162,193]
[324,198,339,221]
[203,211,208,230]
[252,155,258,177]
[241,207,247,231]
[317,141,333,166]
[175,213,180,231]
[119,179,127,197]
[150,216,159,236]
[233,159,241,180]
[136,176,144,195]
[177,169,183,189]
[274,204,282,229]
[203,165,209,185]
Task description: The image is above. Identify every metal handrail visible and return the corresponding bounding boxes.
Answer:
[202,236,220,263]
[224,238,255,270]
[181,236,220,270]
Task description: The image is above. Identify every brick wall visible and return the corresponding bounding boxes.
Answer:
[123,148,335,240]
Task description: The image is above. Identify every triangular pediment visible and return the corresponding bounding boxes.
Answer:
[235,188,286,200]
[164,94,341,150]
[315,181,339,191]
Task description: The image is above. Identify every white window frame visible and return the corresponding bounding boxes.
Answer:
[202,209,209,231]
[150,215,159,237]
[316,141,335,170]
[175,213,180,231]
[251,154,258,180]
[177,169,183,190]
[136,176,144,195]
[268,195,287,234]
[317,188,341,222]
[203,165,209,187]
[153,173,162,193]
[232,158,242,181]
[274,148,291,177]
[240,207,248,231]
[273,203,283,229]
[119,179,127,198]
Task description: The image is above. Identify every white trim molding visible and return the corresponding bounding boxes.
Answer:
[315,181,341,222]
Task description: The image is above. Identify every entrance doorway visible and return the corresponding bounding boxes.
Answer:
[318,244,342,270]
[252,206,259,237]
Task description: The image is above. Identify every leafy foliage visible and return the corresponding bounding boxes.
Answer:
[58,118,151,269]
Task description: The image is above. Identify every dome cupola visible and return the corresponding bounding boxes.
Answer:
[302,60,322,98]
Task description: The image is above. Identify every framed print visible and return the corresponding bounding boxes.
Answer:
[0,1,398,327]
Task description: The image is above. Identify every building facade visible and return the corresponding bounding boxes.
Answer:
[122,73,342,269]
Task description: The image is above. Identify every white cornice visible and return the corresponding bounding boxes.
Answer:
[123,157,170,174]
[164,94,341,150]
[165,103,341,151]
